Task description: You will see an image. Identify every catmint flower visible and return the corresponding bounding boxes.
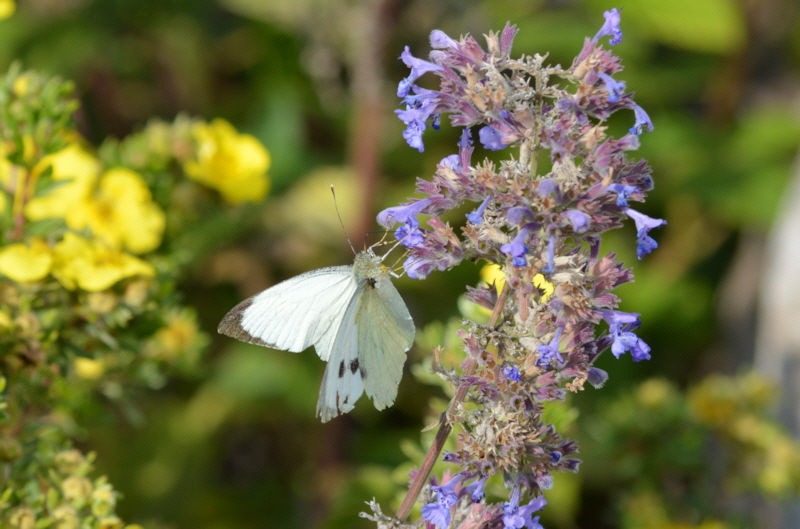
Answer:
[479,125,508,150]
[397,47,443,98]
[396,89,439,152]
[564,209,590,233]
[377,197,432,227]
[597,72,626,102]
[624,208,666,259]
[501,225,533,267]
[593,8,623,45]
[502,487,547,529]
[404,255,435,280]
[464,475,488,502]
[440,154,461,170]
[588,367,609,388]
[503,365,522,381]
[629,103,654,135]
[537,179,559,198]
[600,310,652,361]
[421,474,464,528]
[537,326,564,368]
[467,195,492,224]
[430,29,458,49]
[607,184,637,207]
[395,217,425,247]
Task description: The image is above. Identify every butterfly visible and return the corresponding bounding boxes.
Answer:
[217,248,415,422]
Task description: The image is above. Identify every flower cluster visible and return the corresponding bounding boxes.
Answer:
[368,9,664,528]
[0,65,265,527]
[0,435,143,529]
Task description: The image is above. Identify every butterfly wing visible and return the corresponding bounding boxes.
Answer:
[217,265,356,361]
[316,287,365,422]
[356,275,415,410]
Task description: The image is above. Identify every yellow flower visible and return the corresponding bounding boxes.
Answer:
[532,273,555,303]
[61,476,93,505]
[145,309,202,362]
[67,168,165,254]
[8,508,35,529]
[0,0,15,20]
[184,118,270,204]
[25,144,99,221]
[0,237,53,282]
[74,357,106,381]
[479,263,555,303]
[52,232,154,292]
[481,262,505,294]
[91,484,116,517]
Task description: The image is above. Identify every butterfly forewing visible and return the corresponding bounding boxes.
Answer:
[218,266,356,360]
[356,276,415,410]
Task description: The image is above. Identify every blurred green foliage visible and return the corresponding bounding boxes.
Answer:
[1,0,800,528]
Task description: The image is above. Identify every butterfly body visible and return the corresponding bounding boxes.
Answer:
[217,250,414,422]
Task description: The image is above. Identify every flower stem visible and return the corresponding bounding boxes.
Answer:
[395,282,510,521]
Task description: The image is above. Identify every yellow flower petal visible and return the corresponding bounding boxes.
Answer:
[0,238,53,282]
[74,357,106,381]
[184,118,271,204]
[25,144,100,221]
[0,0,15,20]
[52,233,154,292]
[66,168,165,254]
[533,273,555,302]
[480,263,505,295]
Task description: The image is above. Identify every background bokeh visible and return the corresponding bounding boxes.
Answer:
[2,0,800,528]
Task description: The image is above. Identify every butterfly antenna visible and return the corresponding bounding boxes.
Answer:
[331,185,356,255]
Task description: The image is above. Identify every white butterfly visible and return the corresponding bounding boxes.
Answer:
[217,249,415,422]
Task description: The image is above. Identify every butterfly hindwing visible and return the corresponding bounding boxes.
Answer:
[217,266,356,361]
[356,274,415,410]
[316,287,365,422]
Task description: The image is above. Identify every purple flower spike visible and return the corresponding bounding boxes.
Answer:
[597,72,626,103]
[624,208,666,259]
[594,8,623,45]
[628,103,654,135]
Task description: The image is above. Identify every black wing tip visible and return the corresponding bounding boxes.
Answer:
[217,297,272,347]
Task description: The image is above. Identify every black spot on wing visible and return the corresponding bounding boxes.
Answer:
[338,360,345,378]
[366,277,377,288]
[350,359,359,374]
